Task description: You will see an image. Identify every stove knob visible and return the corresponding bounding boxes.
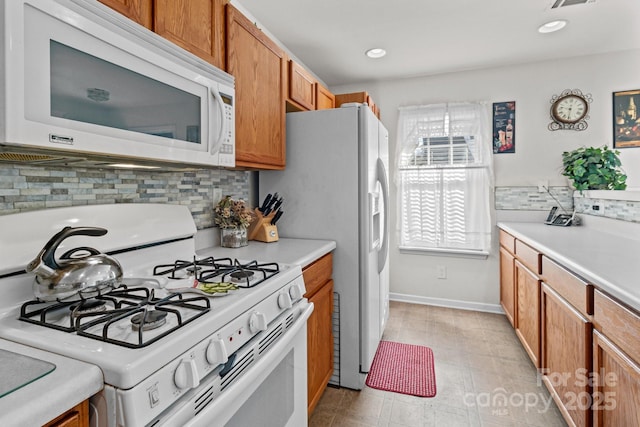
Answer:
[289,283,303,301]
[174,359,199,390]
[278,291,293,309]
[206,338,228,366]
[249,311,267,333]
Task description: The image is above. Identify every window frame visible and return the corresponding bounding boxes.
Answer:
[396,103,493,258]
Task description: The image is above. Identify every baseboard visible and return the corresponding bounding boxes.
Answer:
[389,292,503,314]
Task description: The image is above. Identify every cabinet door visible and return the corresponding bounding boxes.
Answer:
[316,84,335,110]
[98,0,152,29]
[226,6,286,169]
[593,331,640,427]
[541,283,592,427]
[515,259,541,367]
[154,0,227,69]
[500,246,516,327]
[307,279,334,416]
[43,400,89,427]
[288,60,316,111]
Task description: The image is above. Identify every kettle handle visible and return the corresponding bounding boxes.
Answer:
[27,226,108,273]
[60,246,102,259]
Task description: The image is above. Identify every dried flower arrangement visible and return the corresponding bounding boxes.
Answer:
[214,196,253,229]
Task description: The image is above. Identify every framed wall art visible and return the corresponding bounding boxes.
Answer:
[613,89,640,148]
[493,101,515,153]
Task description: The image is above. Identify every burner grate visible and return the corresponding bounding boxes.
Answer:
[153,256,233,279]
[199,259,279,288]
[19,286,139,332]
[74,290,211,349]
[19,286,211,348]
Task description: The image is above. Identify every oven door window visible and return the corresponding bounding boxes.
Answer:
[50,40,201,144]
[225,350,295,427]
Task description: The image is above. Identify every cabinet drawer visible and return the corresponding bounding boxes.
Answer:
[499,229,515,254]
[594,289,640,362]
[515,239,541,274]
[303,253,333,298]
[542,256,593,317]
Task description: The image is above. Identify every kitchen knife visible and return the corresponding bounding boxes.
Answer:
[262,192,279,216]
[271,210,283,225]
[259,193,272,213]
[272,197,283,213]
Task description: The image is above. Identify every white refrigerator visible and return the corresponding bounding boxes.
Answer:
[260,103,390,390]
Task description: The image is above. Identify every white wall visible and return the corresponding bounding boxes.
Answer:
[331,49,640,310]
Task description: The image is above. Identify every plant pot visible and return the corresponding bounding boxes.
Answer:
[220,228,248,248]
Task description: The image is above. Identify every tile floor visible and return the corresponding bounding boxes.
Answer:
[309,301,567,427]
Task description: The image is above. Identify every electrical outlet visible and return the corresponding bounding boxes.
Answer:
[437,265,447,279]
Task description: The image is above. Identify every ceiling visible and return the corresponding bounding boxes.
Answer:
[236,0,640,87]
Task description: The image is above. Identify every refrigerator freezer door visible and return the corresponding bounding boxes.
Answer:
[360,106,382,373]
[378,122,390,335]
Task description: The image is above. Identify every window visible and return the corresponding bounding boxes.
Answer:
[396,102,493,255]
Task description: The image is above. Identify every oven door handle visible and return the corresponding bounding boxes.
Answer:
[182,301,314,427]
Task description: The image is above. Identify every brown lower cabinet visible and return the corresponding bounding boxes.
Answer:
[515,259,540,367]
[43,400,89,427]
[541,283,592,427]
[499,227,640,427]
[499,245,515,327]
[593,290,640,426]
[302,253,334,417]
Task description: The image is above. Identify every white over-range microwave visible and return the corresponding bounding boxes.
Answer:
[0,0,235,169]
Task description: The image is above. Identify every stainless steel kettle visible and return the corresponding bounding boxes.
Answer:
[26,226,123,302]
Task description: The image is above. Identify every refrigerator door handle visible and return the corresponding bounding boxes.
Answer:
[376,158,389,273]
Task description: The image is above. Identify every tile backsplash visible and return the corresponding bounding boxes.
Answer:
[494,186,573,211]
[495,186,640,223]
[0,164,250,229]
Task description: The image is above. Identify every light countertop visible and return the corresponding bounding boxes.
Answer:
[197,237,336,268]
[498,221,640,311]
[0,339,103,426]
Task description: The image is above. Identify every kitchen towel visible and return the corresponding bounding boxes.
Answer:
[365,340,436,397]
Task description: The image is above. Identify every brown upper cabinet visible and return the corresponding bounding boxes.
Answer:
[316,83,335,110]
[154,0,228,70]
[287,60,335,112]
[226,5,287,170]
[335,91,380,118]
[97,0,227,70]
[288,60,316,111]
[97,0,153,29]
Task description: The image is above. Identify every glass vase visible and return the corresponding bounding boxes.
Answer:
[220,227,248,248]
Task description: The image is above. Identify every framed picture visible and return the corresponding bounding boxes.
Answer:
[613,89,640,148]
[492,101,515,153]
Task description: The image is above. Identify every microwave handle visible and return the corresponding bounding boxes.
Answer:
[209,86,226,155]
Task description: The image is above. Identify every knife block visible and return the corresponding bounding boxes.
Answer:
[248,208,279,243]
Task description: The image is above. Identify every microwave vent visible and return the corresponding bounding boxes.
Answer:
[550,0,595,8]
[0,152,76,163]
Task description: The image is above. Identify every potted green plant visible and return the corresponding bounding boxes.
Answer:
[561,146,627,193]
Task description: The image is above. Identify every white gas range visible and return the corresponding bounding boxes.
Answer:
[0,204,312,427]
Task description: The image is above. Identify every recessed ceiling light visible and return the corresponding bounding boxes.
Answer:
[538,19,568,33]
[365,48,386,59]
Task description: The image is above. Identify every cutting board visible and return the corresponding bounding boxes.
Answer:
[0,349,56,398]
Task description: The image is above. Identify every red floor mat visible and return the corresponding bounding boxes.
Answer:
[365,340,437,397]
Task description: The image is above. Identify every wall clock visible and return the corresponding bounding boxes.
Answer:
[548,89,592,131]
